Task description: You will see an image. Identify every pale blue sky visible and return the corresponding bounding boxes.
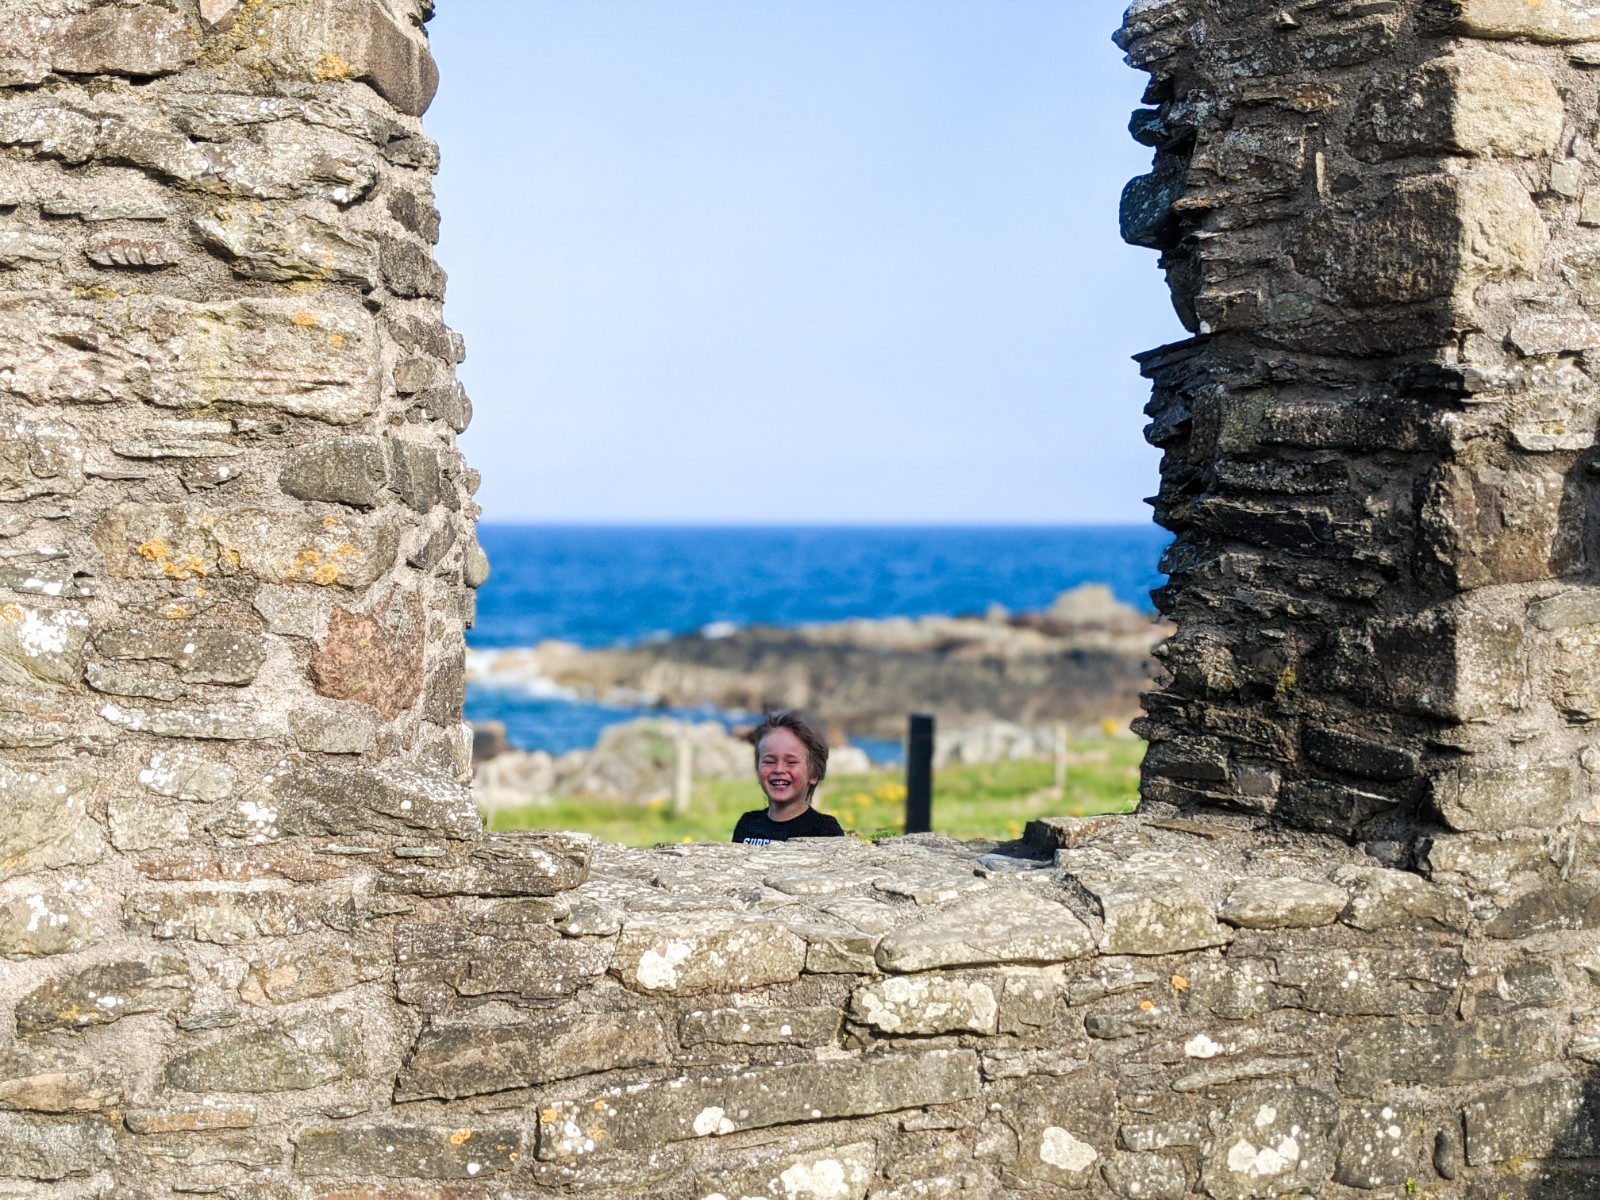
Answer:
[426,0,1180,525]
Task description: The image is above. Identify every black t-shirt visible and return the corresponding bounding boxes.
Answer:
[732,807,845,845]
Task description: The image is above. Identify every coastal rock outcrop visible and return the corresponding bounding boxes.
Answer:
[470,583,1170,741]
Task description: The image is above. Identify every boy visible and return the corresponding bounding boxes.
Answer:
[732,711,845,844]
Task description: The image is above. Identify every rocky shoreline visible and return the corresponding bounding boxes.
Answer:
[469,584,1170,743]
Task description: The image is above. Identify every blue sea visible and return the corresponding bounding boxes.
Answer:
[465,525,1170,757]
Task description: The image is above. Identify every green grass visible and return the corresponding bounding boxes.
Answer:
[485,737,1143,847]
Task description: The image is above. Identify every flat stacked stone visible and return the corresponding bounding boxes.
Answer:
[1121,0,1600,857]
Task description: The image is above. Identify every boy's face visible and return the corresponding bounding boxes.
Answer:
[756,727,817,807]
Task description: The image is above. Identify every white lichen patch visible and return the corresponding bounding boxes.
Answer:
[692,1105,735,1136]
[779,1157,849,1199]
[1185,1033,1223,1058]
[1038,1126,1098,1173]
[637,939,696,991]
[1226,1133,1300,1179]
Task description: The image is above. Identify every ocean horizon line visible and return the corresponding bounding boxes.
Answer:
[476,519,1166,531]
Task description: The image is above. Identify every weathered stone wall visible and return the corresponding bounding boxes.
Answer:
[0,0,491,1193]
[4,1,1600,1197]
[1121,0,1600,848]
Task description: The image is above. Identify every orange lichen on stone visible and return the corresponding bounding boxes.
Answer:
[314,52,353,81]
[291,310,320,327]
[137,539,170,562]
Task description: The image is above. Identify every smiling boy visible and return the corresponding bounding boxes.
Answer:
[732,711,845,844]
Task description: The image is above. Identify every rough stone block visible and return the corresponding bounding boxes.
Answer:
[1334,865,1469,932]
[395,922,613,1012]
[0,762,102,882]
[696,1141,875,1200]
[16,955,190,1034]
[1420,459,1572,587]
[1085,1004,1167,1040]
[289,705,378,754]
[396,1011,669,1101]
[1337,1012,1559,1095]
[381,832,592,896]
[2,292,379,422]
[1270,947,1461,1017]
[380,235,447,298]
[1431,763,1576,832]
[164,1011,363,1093]
[1459,0,1600,41]
[1302,727,1418,783]
[1101,1151,1187,1200]
[310,596,425,719]
[1220,879,1347,929]
[536,1049,980,1159]
[97,503,396,588]
[386,437,446,512]
[280,437,388,508]
[124,889,328,944]
[876,890,1093,972]
[224,758,480,841]
[850,975,998,1035]
[1465,1077,1600,1164]
[239,938,389,1005]
[1200,1084,1337,1200]
[7,6,193,78]
[1077,876,1229,956]
[100,701,270,740]
[993,1072,1117,1189]
[194,206,377,287]
[1352,46,1563,160]
[0,1072,117,1115]
[108,795,191,851]
[212,508,398,589]
[611,921,805,995]
[0,1112,113,1181]
[1292,168,1544,307]
[96,623,265,686]
[678,1005,841,1047]
[123,1107,255,1134]
[787,919,880,974]
[0,887,104,959]
[1334,1102,1430,1189]
[253,584,325,638]
[294,1123,520,1179]
[0,602,88,689]
[0,416,85,501]
[140,750,239,802]
[1484,879,1600,939]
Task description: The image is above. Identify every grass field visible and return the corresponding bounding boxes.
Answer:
[485,736,1143,847]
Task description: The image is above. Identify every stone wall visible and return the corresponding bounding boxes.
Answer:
[4,1,1600,1198]
[1122,0,1600,847]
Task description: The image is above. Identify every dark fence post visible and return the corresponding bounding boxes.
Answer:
[905,713,934,834]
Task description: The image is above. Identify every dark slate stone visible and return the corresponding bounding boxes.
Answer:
[1465,1077,1600,1165]
[1303,726,1419,782]
[1337,1013,1560,1096]
[1201,1084,1337,1200]
[278,436,388,509]
[164,1012,363,1093]
[295,1123,520,1179]
[1334,1102,1429,1190]
[16,955,191,1034]
[396,1011,668,1101]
